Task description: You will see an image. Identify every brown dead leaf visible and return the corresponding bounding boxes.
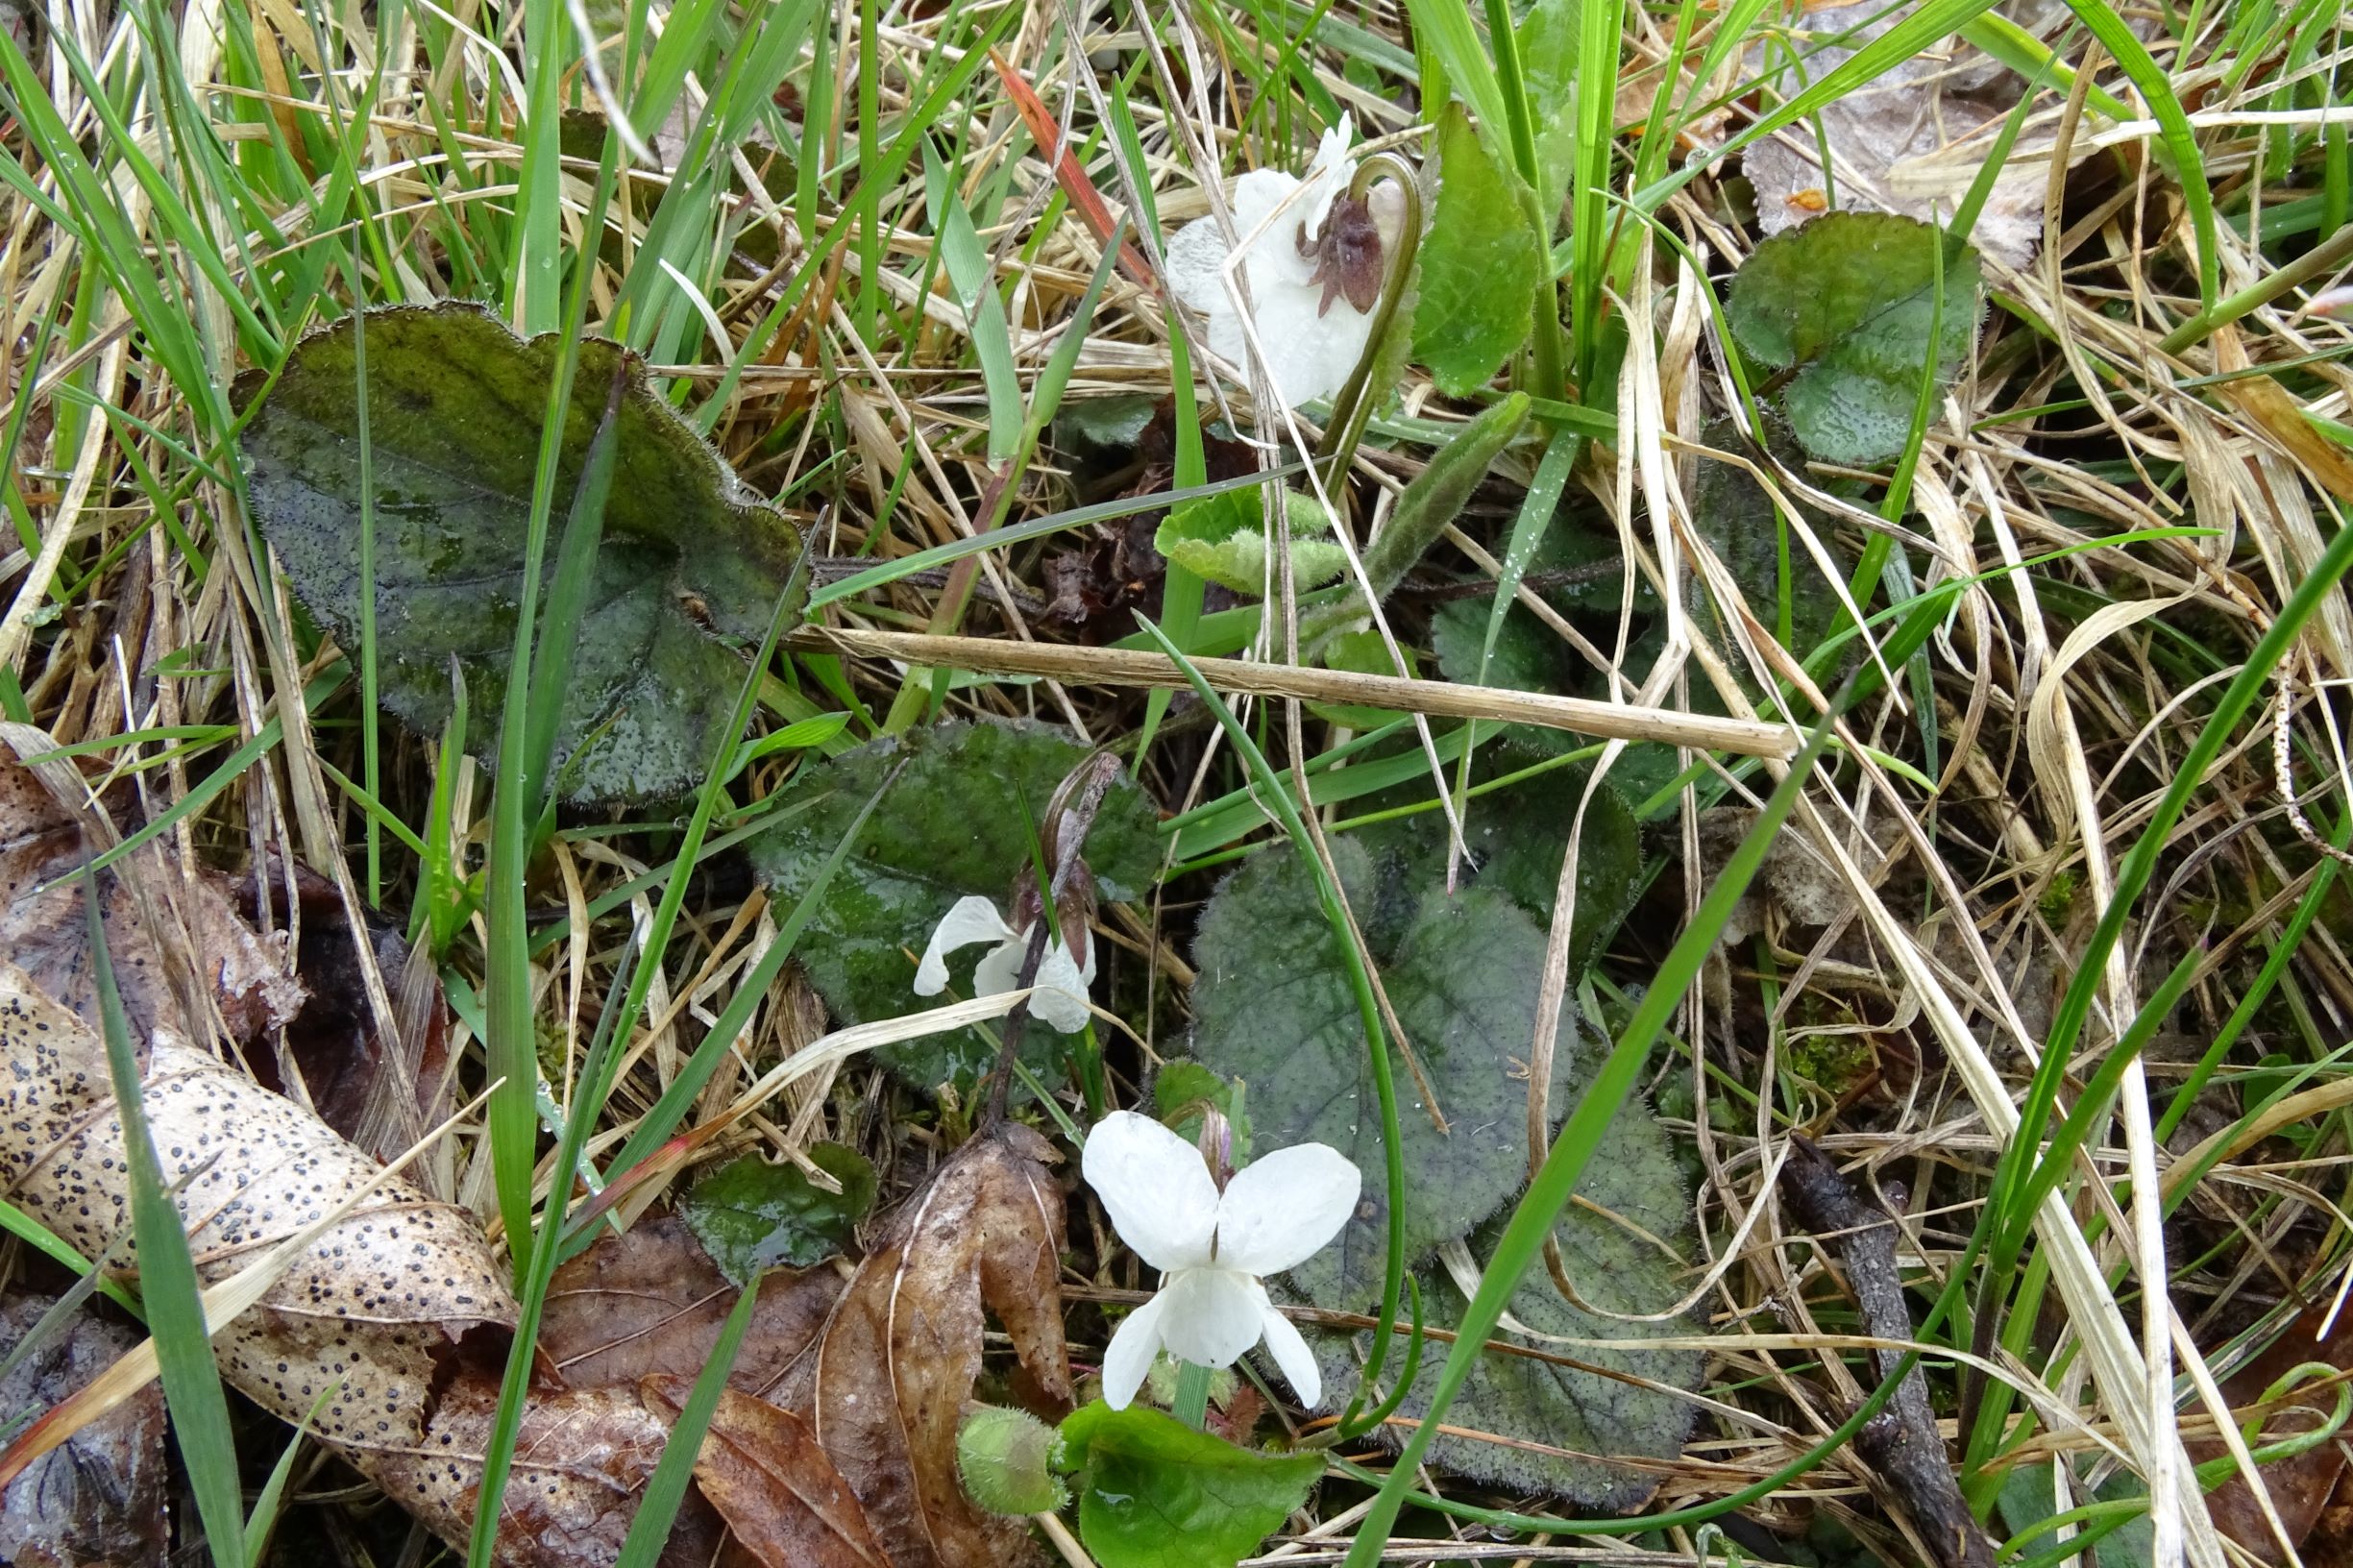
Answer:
[787,1124,1072,1568]
[642,1377,888,1568]
[0,1290,168,1568]
[0,728,302,1044]
[543,1214,841,1394]
[2198,1295,2353,1565]
[368,1375,734,1568]
[229,858,453,1173]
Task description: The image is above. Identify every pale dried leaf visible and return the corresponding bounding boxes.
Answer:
[0,973,513,1453]
[791,1124,1073,1568]
[1739,0,2060,269]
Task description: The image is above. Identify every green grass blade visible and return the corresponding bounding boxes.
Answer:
[2061,0,2218,306]
[1339,707,1832,1566]
[572,771,895,1233]
[1567,0,1624,385]
[1137,311,1207,758]
[614,1274,763,1568]
[924,142,1024,463]
[481,131,623,1266]
[245,1383,340,1568]
[84,875,244,1568]
[511,0,569,332]
[1636,0,2004,213]
[1132,615,1411,1423]
[1400,0,1510,147]
[0,1200,141,1316]
[1990,499,2353,1272]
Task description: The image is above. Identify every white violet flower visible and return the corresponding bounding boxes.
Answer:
[913,894,1095,1034]
[1165,114,1405,409]
[1082,1110,1360,1410]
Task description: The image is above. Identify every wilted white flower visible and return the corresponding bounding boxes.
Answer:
[1082,1110,1360,1409]
[1165,114,1404,408]
[913,894,1095,1034]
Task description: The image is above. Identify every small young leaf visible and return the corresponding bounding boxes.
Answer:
[1155,484,1348,596]
[679,1143,878,1287]
[1056,1402,1322,1568]
[1724,211,1981,466]
[1310,1073,1703,1509]
[237,303,805,803]
[1152,1063,1252,1162]
[1517,0,1582,214]
[1411,106,1540,396]
[747,719,1158,1090]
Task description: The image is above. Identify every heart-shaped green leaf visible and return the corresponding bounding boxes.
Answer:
[1362,767,1647,975]
[747,719,1159,1090]
[1056,1402,1322,1568]
[1411,105,1540,396]
[1726,212,1981,465]
[678,1142,877,1287]
[236,303,804,803]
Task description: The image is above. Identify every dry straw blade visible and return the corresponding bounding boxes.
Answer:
[790,627,1798,759]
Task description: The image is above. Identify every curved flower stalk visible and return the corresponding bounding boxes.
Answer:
[1165,115,1410,410]
[914,894,1095,1034]
[1082,1110,1360,1409]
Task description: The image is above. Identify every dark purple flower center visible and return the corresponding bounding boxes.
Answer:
[1297,193,1385,317]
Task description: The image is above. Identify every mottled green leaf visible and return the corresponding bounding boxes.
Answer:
[1685,417,1851,681]
[1725,211,1981,465]
[237,303,804,802]
[1187,838,1574,1313]
[1310,1073,1703,1508]
[1055,1402,1321,1568]
[1155,484,1347,596]
[678,1142,876,1286]
[1427,525,1639,758]
[1430,600,1579,753]
[1054,394,1161,459]
[746,719,1158,1090]
[1368,767,1646,975]
[1411,106,1539,396]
